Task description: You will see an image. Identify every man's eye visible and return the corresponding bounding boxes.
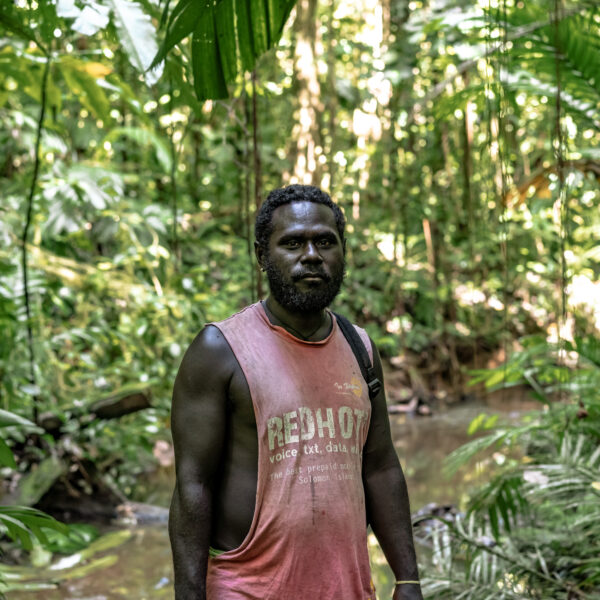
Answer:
[285,240,300,248]
[317,239,333,247]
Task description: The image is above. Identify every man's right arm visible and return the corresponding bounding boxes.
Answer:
[169,325,232,600]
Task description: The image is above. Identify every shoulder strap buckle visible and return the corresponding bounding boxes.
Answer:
[367,374,382,398]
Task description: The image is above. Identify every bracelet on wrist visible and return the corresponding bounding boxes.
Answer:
[394,580,420,585]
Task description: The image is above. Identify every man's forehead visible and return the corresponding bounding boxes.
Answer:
[270,201,338,231]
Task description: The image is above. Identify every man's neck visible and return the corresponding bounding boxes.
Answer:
[262,297,331,341]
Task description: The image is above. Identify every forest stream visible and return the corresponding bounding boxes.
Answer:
[9,394,538,599]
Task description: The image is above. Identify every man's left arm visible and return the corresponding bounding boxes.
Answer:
[362,339,423,600]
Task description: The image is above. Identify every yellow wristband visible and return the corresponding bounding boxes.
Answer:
[395,580,420,585]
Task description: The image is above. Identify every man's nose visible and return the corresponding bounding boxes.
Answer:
[301,242,322,263]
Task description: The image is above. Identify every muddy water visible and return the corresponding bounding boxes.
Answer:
[9,396,537,600]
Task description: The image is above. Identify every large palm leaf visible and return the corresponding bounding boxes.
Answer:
[152,0,296,101]
[500,5,600,122]
[426,1,600,127]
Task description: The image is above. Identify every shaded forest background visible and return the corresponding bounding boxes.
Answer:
[0,0,599,597]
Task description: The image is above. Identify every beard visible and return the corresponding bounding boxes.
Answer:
[263,257,345,313]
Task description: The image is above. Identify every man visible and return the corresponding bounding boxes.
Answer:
[169,185,423,600]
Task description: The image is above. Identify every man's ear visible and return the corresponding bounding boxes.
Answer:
[254,241,264,270]
[342,238,347,255]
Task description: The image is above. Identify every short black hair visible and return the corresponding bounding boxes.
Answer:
[255,185,346,252]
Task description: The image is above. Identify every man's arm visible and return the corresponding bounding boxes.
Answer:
[362,339,423,600]
[169,325,231,600]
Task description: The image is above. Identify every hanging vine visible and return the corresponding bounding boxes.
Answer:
[169,75,180,267]
[21,54,51,424]
[551,0,576,412]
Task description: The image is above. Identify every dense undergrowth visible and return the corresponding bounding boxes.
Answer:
[421,336,600,598]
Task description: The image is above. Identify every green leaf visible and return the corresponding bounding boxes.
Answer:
[159,0,175,27]
[266,0,281,45]
[0,50,34,91]
[268,0,296,41]
[215,1,236,84]
[444,428,518,476]
[192,6,227,101]
[488,505,499,540]
[467,413,486,436]
[483,368,510,389]
[58,57,112,123]
[104,127,172,172]
[0,437,16,469]
[0,513,33,550]
[0,409,37,428]
[0,506,65,551]
[154,0,295,100]
[38,0,59,44]
[151,0,202,69]
[105,0,164,86]
[43,523,99,554]
[249,0,269,57]
[0,3,45,51]
[236,0,256,72]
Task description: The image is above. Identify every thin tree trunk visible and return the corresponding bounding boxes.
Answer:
[252,71,263,300]
[243,83,256,303]
[384,0,411,291]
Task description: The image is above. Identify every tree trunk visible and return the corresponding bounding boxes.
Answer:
[323,0,338,192]
[289,0,323,185]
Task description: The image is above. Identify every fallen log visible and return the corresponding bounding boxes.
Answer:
[38,385,152,437]
[89,390,151,420]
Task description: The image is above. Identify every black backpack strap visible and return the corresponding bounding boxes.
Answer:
[333,312,382,401]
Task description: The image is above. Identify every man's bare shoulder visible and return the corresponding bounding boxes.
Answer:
[184,324,233,360]
[175,325,238,396]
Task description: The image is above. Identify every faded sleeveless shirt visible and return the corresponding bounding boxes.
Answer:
[207,302,376,600]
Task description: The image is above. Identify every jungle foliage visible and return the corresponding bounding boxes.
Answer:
[0,0,599,597]
[424,336,600,598]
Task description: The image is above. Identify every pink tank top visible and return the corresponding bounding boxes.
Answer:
[207,303,375,600]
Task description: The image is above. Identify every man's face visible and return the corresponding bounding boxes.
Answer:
[260,201,345,313]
